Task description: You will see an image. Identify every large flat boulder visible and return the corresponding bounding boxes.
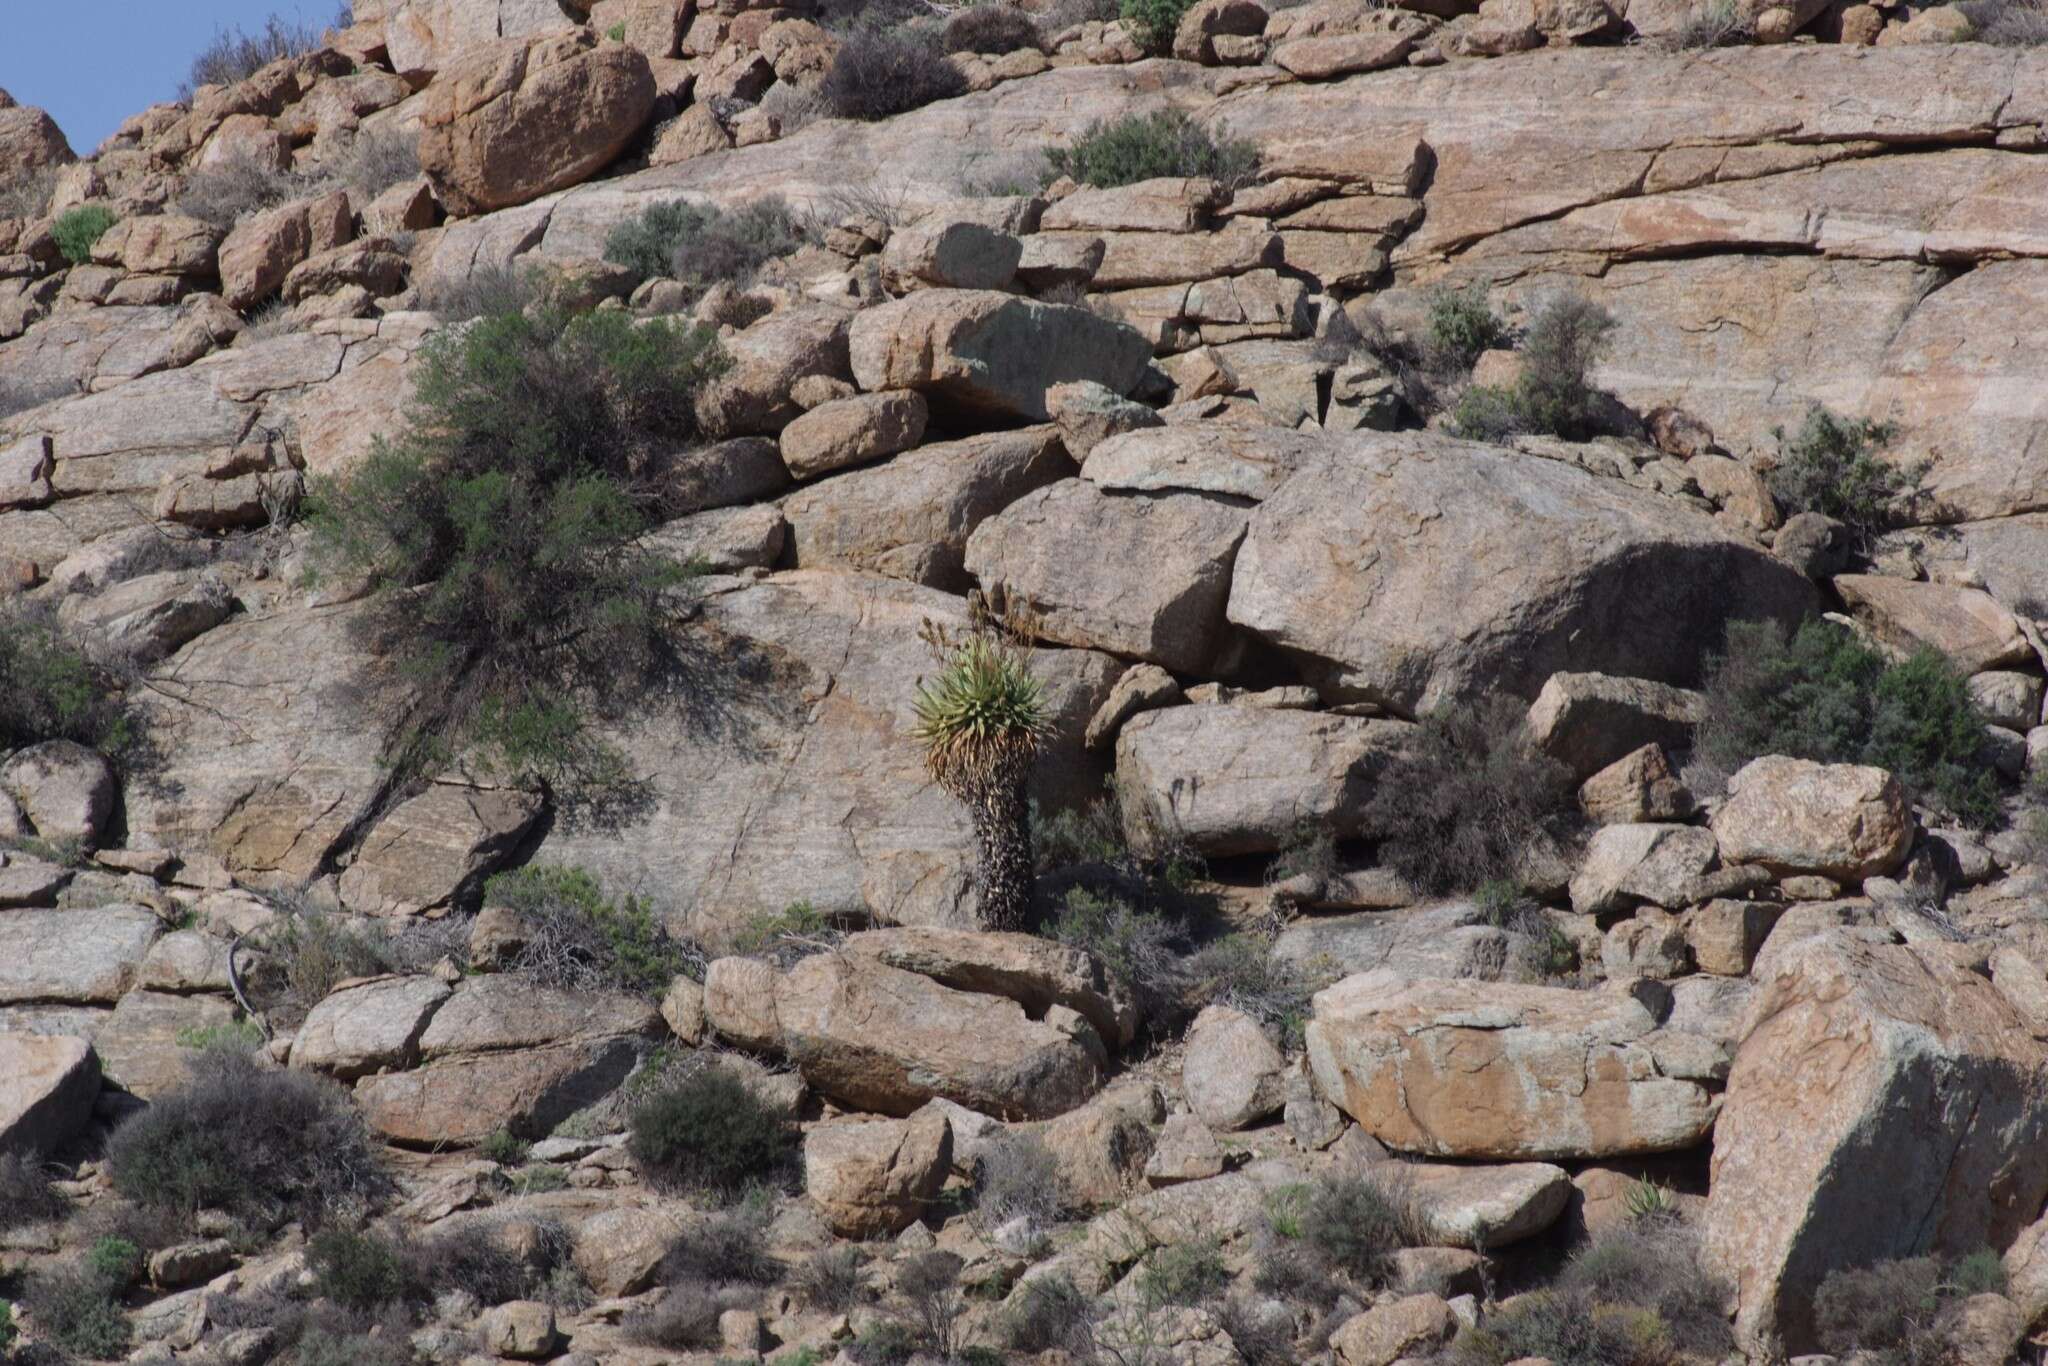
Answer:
[418,30,655,215]
[1705,931,2048,1357]
[1305,971,1720,1160]
[1226,431,1816,712]
[781,427,1072,592]
[0,907,161,1006]
[290,975,454,1081]
[1709,756,1912,882]
[1113,706,1412,857]
[0,1032,98,1156]
[848,290,1153,422]
[804,1109,953,1238]
[772,953,1103,1120]
[964,480,1249,675]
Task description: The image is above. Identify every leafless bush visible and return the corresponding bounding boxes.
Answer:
[176,155,312,230]
[812,178,915,228]
[182,14,331,98]
[323,127,422,201]
[972,1130,1065,1244]
[0,1152,67,1231]
[624,1281,755,1349]
[414,262,550,321]
[760,81,835,136]
[1665,0,1752,47]
[1960,0,2048,40]
[794,1247,868,1312]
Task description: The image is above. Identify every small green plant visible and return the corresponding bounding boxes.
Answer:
[602,196,806,291]
[627,1065,790,1197]
[1045,886,1186,1014]
[1768,407,1926,547]
[1423,284,1508,376]
[1450,292,1619,442]
[730,900,835,962]
[1695,619,2000,827]
[502,1163,570,1195]
[1300,1172,1419,1286]
[20,1263,132,1360]
[0,1299,14,1356]
[1119,0,1195,50]
[914,629,1052,932]
[606,21,627,39]
[1946,1247,2008,1297]
[476,1128,530,1165]
[1263,1184,1311,1241]
[486,864,699,996]
[175,1018,266,1052]
[51,204,117,265]
[1621,1177,1673,1223]
[1047,109,1258,190]
[0,605,140,758]
[307,302,726,815]
[85,1237,143,1290]
[1137,1239,1228,1307]
[309,1225,412,1310]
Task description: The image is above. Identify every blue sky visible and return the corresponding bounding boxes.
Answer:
[3,2,346,155]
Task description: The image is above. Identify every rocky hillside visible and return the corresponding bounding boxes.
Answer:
[3,0,2048,1364]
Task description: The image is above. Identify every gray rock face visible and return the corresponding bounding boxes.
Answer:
[1275,902,1537,983]
[965,480,1249,675]
[1114,706,1412,857]
[291,975,454,1081]
[773,953,1103,1121]
[1225,431,1817,712]
[849,290,1154,422]
[0,907,161,1006]
[1181,1004,1287,1131]
[0,741,117,851]
[782,427,1072,592]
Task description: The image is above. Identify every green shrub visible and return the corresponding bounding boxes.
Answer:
[476,1128,529,1165]
[1045,886,1187,1014]
[822,28,968,120]
[1948,1247,2008,1297]
[1447,1289,1670,1366]
[626,1065,791,1196]
[1036,795,1129,870]
[1185,934,1321,1050]
[105,1047,383,1230]
[260,911,400,1027]
[0,1152,67,1231]
[1450,292,1618,442]
[1300,1172,1419,1286]
[84,1237,143,1291]
[1559,1220,1733,1360]
[729,900,838,963]
[1694,619,2000,826]
[1047,109,1258,190]
[1119,0,1195,49]
[0,1299,14,1356]
[1768,407,1926,547]
[606,21,628,39]
[310,1226,411,1310]
[486,864,700,996]
[1360,696,1581,896]
[602,196,806,291]
[1423,284,1508,376]
[20,1264,131,1361]
[942,3,1043,51]
[307,301,726,814]
[51,205,117,265]
[0,605,139,758]
[1137,1239,1227,1307]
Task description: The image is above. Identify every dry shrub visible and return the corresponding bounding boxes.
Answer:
[821,28,969,121]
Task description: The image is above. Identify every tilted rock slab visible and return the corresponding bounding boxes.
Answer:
[1305,970,1720,1160]
[1705,931,2048,1356]
[841,927,1135,1048]
[1114,705,1413,857]
[773,953,1104,1121]
[849,290,1153,422]
[804,1109,954,1238]
[0,1032,99,1156]
[1227,431,1816,712]
[418,30,655,216]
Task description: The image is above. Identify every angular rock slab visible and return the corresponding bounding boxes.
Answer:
[0,1032,99,1156]
[1115,705,1412,858]
[841,927,1135,1048]
[0,907,162,1006]
[1226,430,1817,712]
[1705,931,2048,1356]
[804,1108,954,1238]
[965,480,1249,675]
[1305,971,1719,1160]
[1399,1160,1572,1249]
[290,975,454,1081]
[849,289,1154,422]
[773,953,1103,1121]
[1710,756,1912,882]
